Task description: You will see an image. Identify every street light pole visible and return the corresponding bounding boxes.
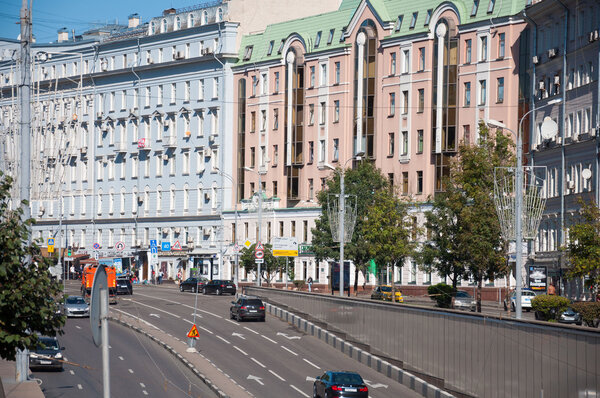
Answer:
[244,166,265,286]
[217,169,239,286]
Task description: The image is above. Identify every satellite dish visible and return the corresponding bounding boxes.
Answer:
[582,168,592,180]
[540,116,558,140]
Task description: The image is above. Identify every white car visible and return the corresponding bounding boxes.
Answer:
[504,289,536,312]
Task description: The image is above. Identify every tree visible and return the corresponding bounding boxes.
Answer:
[239,243,286,286]
[566,198,600,298]
[362,188,415,300]
[418,124,512,311]
[311,161,389,293]
[0,172,65,360]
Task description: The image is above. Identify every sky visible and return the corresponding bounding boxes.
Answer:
[0,0,205,42]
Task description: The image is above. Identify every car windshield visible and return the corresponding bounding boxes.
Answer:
[37,338,59,350]
[331,373,363,385]
[523,291,536,296]
[455,292,471,298]
[247,299,263,306]
[380,286,392,292]
[66,296,86,304]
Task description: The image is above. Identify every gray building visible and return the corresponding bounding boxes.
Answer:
[524,0,599,299]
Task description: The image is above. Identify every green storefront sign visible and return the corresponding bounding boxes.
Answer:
[299,244,314,256]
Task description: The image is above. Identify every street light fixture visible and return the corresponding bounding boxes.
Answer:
[244,166,266,286]
[322,151,365,297]
[216,168,239,287]
[486,97,561,319]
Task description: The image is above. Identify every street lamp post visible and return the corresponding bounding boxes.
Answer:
[323,152,364,297]
[217,169,239,287]
[488,97,561,319]
[244,166,265,286]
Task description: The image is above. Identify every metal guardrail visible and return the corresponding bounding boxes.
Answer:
[245,287,600,398]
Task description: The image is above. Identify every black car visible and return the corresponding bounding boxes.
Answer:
[116,277,133,295]
[230,297,265,321]
[29,336,64,371]
[313,371,368,398]
[203,279,236,295]
[179,277,208,293]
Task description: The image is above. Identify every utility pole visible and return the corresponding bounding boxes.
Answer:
[16,0,32,383]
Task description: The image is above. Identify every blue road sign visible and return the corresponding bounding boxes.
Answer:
[47,238,54,246]
[93,242,100,250]
[150,239,157,248]
[150,247,158,254]
[161,242,171,251]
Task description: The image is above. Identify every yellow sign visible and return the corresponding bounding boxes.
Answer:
[273,249,298,257]
[47,245,54,253]
[244,240,252,248]
[187,324,200,338]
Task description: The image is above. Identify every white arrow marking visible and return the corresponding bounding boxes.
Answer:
[190,313,203,318]
[247,375,264,385]
[363,380,388,389]
[75,325,81,330]
[306,376,317,382]
[277,332,301,340]
[149,313,160,318]
[232,332,245,340]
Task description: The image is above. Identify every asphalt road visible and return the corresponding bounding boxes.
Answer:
[105,282,423,398]
[31,286,218,398]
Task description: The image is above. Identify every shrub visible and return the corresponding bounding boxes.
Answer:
[427,283,455,308]
[293,280,305,289]
[531,295,571,321]
[571,302,600,327]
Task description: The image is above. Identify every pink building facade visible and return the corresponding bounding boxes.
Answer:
[228,0,528,287]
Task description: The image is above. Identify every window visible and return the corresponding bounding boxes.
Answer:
[401,131,408,156]
[417,171,423,194]
[425,9,432,25]
[273,108,279,129]
[402,90,409,113]
[418,89,424,112]
[402,172,409,194]
[250,147,256,167]
[157,85,163,105]
[402,49,410,73]
[464,124,471,143]
[480,36,488,62]
[261,73,267,95]
[471,0,479,16]
[251,76,257,96]
[261,110,267,131]
[309,104,315,125]
[309,141,314,163]
[465,82,471,106]
[418,47,425,71]
[465,39,472,63]
[390,52,396,75]
[334,62,340,84]
[395,15,403,31]
[333,138,339,161]
[417,130,424,153]
[198,79,204,100]
[213,77,219,98]
[243,45,253,61]
[274,72,280,92]
[267,40,274,56]
[327,29,335,45]
[310,66,315,87]
[175,16,181,31]
[320,63,327,86]
[319,102,326,125]
[319,140,326,162]
[479,80,487,105]
[273,145,278,166]
[334,100,340,123]
[170,83,176,104]
[498,33,505,58]
[308,179,314,200]
[277,39,285,54]
[251,111,256,132]
[315,31,322,48]
[389,93,396,116]
[410,12,418,29]
[388,133,395,156]
[497,77,504,103]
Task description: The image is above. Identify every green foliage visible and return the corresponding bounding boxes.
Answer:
[238,243,286,285]
[0,172,65,360]
[571,302,600,327]
[566,199,600,296]
[531,294,571,321]
[427,283,455,308]
[293,280,305,289]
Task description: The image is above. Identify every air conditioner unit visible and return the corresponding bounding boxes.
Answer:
[547,48,558,58]
[202,48,213,56]
[174,227,181,234]
[162,154,169,161]
[594,30,599,41]
[162,227,169,234]
[147,58,154,64]
[554,75,560,85]
[38,205,45,215]
[173,51,184,60]
[567,180,575,190]
[589,31,597,43]
[101,62,108,72]
[532,55,539,65]
[538,81,545,91]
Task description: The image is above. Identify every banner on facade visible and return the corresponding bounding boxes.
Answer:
[528,265,547,291]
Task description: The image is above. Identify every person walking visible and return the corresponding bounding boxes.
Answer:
[307,276,313,292]
[151,269,156,285]
[158,270,164,285]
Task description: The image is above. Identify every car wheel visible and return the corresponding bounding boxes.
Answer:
[192,286,197,293]
[217,288,222,296]
[230,311,234,319]
[202,287,207,295]
[260,317,266,322]
[236,313,241,322]
[179,285,184,292]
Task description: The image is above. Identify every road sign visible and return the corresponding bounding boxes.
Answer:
[234,244,240,253]
[172,240,182,251]
[150,246,158,254]
[114,241,125,251]
[254,258,264,263]
[93,242,100,250]
[94,251,99,260]
[255,249,264,259]
[187,324,200,338]
[48,245,54,253]
[244,240,252,248]
[150,239,157,248]
[47,238,54,246]
[161,242,171,251]
[256,242,264,251]
[90,264,108,347]
[272,237,298,257]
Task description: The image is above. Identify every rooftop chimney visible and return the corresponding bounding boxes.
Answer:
[57,27,69,43]
[128,13,140,28]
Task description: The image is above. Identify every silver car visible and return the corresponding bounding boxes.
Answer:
[63,295,89,318]
[453,291,476,311]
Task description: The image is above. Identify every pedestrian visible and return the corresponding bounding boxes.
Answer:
[307,276,313,292]
[151,269,156,285]
[70,265,75,280]
[158,270,164,285]
[548,283,556,295]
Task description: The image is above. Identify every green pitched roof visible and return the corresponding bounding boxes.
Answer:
[236,0,527,67]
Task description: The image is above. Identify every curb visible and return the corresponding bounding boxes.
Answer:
[266,303,455,398]
[109,316,229,398]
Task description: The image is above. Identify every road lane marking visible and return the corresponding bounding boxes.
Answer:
[243,326,259,335]
[75,325,81,329]
[247,375,263,385]
[261,335,277,344]
[127,300,181,318]
[77,384,83,390]
[234,346,248,356]
[190,313,204,318]
[118,356,124,361]
[111,308,161,330]
[226,319,238,325]
[128,292,223,318]
[232,332,245,339]
[251,357,266,368]
[269,369,285,381]
[140,383,146,388]
[199,326,214,335]
[302,358,320,370]
[128,368,134,374]
[69,370,74,375]
[142,390,148,395]
[216,335,230,344]
[281,345,298,356]
[290,384,309,397]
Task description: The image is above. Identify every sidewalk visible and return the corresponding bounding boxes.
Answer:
[0,360,44,398]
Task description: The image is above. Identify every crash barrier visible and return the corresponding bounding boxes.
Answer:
[245,287,600,398]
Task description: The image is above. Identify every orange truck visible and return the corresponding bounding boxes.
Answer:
[81,261,118,304]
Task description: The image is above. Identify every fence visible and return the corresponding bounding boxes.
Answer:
[245,287,600,398]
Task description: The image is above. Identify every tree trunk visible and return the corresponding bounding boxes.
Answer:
[354,266,359,296]
[476,271,483,313]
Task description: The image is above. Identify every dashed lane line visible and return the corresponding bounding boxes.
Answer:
[281,345,298,356]
[77,384,83,390]
[233,346,248,356]
[260,335,277,344]
[216,335,230,344]
[269,369,286,381]
[251,357,266,368]
[303,358,321,370]
[290,384,309,397]
[243,326,259,335]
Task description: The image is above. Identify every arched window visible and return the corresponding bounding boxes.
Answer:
[161,19,168,33]
[201,11,208,25]
[216,8,223,22]
[150,22,156,35]
[188,13,195,27]
[175,16,181,31]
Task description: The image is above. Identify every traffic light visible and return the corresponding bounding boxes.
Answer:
[67,246,72,257]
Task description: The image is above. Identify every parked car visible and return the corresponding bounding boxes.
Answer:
[504,288,536,312]
[558,307,583,325]
[203,279,236,295]
[179,277,208,293]
[63,295,89,318]
[313,371,368,398]
[370,285,403,302]
[453,291,476,311]
[230,296,265,321]
[116,277,133,295]
[29,336,64,371]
